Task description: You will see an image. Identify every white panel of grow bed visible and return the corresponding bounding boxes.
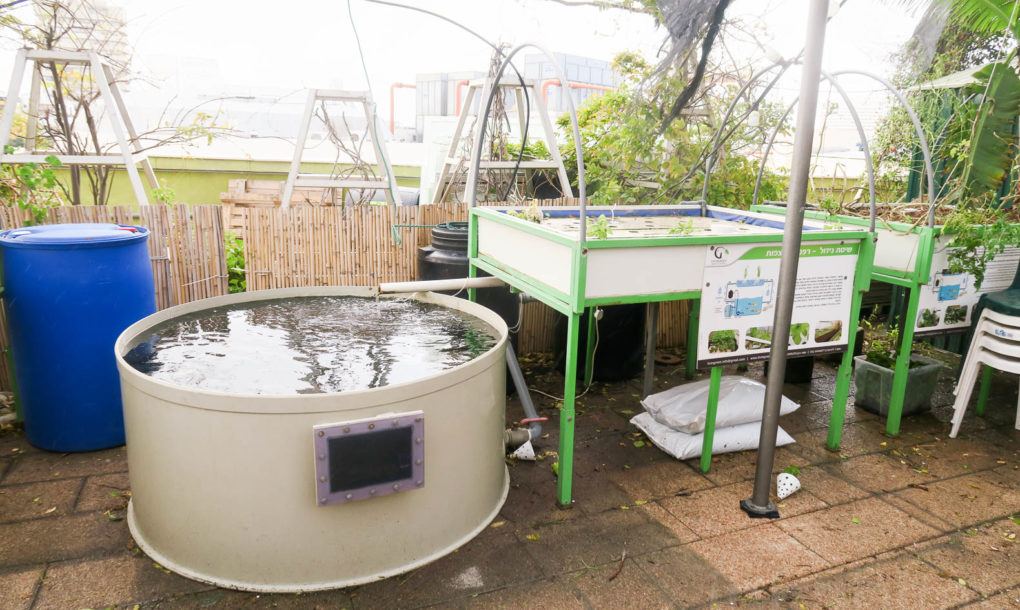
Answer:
[585,245,706,299]
[873,228,920,274]
[477,217,572,294]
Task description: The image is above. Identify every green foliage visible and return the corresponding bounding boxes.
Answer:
[554,51,788,208]
[790,323,810,346]
[225,232,246,293]
[0,148,63,225]
[150,182,177,206]
[506,200,547,223]
[668,218,694,235]
[942,207,1020,289]
[708,329,736,353]
[586,214,612,239]
[955,63,1020,199]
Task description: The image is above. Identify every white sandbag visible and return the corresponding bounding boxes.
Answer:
[630,412,795,461]
[640,376,799,434]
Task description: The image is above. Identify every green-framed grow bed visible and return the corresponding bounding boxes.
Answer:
[469,203,875,507]
[751,203,1020,436]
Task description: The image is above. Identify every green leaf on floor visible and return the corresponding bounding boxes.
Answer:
[634,500,647,506]
[781,465,800,476]
[526,533,539,541]
[633,441,645,448]
[851,517,860,524]
[1011,515,1020,525]
[620,409,634,415]
[551,461,559,476]
[957,578,967,586]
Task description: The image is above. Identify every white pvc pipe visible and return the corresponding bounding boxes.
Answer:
[378,276,506,294]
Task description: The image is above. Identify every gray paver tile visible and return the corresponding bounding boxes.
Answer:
[658,482,762,539]
[0,478,81,522]
[517,507,676,575]
[688,523,829,591]
[153,589,353,609]
[0,512,129,568]
[607,455,711,501]
[784,550,978,610]
[459,577,586,610]
[75,472,131,513]
[962,587,1020,608]
[635,501,698,544]
[832,452,936,493]
[894,470,1020,529]
[776,496,939,564]
[916,518,1020,596]
[634,544,739,607]
[795,463,871,506]
[34,553,211,610]
[350,531,541,608]
[0,566,43,610]
[564,558,674,609]
[3,446,127,484]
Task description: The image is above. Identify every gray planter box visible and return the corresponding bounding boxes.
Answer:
[853,355,941,417]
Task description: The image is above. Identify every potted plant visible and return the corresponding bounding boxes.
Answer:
[853,322,942,417]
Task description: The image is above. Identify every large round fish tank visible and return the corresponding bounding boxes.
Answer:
[114,286,509,592]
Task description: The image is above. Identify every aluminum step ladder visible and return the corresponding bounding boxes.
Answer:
[432,77,572,204]
[0,49,158,206]
[281,89,399,210]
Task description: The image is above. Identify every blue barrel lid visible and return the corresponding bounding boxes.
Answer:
[0,223,149,248]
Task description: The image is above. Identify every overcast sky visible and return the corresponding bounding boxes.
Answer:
[1,0,924,111]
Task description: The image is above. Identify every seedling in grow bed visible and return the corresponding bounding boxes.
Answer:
[668,218,695,235]
[506,200,547,224]
[586,214,613,239]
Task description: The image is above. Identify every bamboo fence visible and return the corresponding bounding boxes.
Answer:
[0,204,228,391]
[0,198,695,391]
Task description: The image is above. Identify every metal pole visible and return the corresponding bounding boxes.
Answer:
[741,0,828,519]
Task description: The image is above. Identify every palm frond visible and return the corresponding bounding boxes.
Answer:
[895,0,1019,37]
[958,62,1020,197]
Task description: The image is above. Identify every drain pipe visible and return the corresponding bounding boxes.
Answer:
[378,276,505,294]
[505,341,542,437]
[377,277,543,451]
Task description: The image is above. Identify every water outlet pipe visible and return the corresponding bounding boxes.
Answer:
[378,276,506,294]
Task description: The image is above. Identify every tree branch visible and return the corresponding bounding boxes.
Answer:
[658,0,730,134]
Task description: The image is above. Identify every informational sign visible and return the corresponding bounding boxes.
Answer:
[913,244,1020,337]
[696,241,860,369]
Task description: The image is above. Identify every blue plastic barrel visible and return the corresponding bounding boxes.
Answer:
[0,223,155,451]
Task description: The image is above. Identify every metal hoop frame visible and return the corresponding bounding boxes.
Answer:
[468,43,588,243]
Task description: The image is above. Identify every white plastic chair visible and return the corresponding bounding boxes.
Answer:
[949,308,1020,438]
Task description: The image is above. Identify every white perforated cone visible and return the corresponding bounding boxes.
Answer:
[776,472,801,499]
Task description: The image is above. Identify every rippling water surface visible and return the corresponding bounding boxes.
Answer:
[123,296,499,394]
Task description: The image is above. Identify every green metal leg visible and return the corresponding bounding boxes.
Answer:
[889,285,903,324]
[700,366,722,473]
[557,311,581,507]
[976,365,993,417]
[887,284,921,437]
[827,290,866,450]
[686,303,700,380]
[583,308,596,388]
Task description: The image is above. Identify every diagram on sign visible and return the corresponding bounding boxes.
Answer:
[723,275,775,317]
[697,241,859,369]
[915,244,1020,335]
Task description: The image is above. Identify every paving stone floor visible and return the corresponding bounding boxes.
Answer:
[0,357,1017,609]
